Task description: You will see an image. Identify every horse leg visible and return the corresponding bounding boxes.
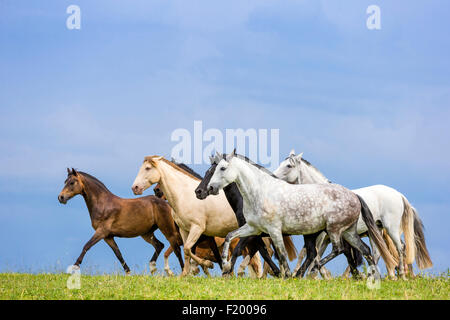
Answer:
[310,230,344,275]
[293,246,306,275]
[262,238,275,278]
[104,236,130,274]
[74,230,105,268]
[254,236,281,278]
[237,255,251,277]
[182,225,213,276]
[221,223,260,275]
[387,230,407,280]
[248,251,262,278]
[226,237,250,276]
[342,240,362,279]
[267,229,291,278]
[315,232,333,279]
[234,237,280,278]
[141,233,164,275]
[380,218,406,280]
[205,236,222,269]
[164,235,184,275]
[295,233,318,278]
[367,235,387,280]
[341,225,381,281]
[162,246,175,276]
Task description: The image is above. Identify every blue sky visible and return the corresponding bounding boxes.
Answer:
[0,1,449,276]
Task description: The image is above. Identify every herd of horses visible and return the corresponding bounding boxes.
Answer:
[58,150,433,280]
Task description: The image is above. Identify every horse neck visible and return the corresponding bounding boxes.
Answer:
[298,162,329,184]
[80,176,113,219]
[157,161,198,213]
[232,158,268,210]
[223,183,246,226]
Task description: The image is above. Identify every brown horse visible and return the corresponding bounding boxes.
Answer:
[153,183,262,277]
[58,168,184,275]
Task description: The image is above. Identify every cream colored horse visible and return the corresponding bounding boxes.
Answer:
[131,156,257,276]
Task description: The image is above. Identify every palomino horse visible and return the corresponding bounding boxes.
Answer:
[204,151,397,278]
[153,183,262,277]
[58,168,184,275]
[195,156,297,277]
[131,156,260,276]
[274,150,433,279]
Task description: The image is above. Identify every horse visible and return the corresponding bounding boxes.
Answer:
[131,156,261,276]
[153,183,262,277]
[195,156,298,277]
[58,168,184,275]
[274,150,433,279]
[204,150,398,279]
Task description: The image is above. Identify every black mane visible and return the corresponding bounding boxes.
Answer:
[77,172,111,192]
[171,160,203,180]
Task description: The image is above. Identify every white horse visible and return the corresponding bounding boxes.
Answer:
[274,150,433,279]
[205,150,397,278]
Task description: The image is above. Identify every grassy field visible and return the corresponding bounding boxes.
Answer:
[0,273,449,300]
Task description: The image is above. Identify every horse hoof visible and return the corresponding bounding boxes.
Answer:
[190,267,200,276]
[149,262,157,275]
[165,269,175,277]
[66,265,80,274]
[237,270,245,277]
[125,270,131,275]
[222,262,232,273]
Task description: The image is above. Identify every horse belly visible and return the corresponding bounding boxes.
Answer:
[281,213,327,235]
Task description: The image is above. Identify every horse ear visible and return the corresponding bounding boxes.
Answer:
[295,152,304,163]
[67,168,71,175]
[289,149,296,157]
[226,148,236,162]
[71,168,78,176]
[209,155,215,164]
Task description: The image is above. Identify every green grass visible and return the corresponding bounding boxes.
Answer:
[0,273,448,300]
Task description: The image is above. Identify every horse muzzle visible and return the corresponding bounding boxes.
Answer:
[132,184,143,195]
[58,194,67,204]
[195,187,208,200]
[207,185,219,196]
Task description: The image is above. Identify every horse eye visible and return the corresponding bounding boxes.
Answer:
[145,167,150,171]
[70,181,75,186]
[287,164,292,168]
[220,167,226,171]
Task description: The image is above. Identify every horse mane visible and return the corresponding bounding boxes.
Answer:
[285,156,332,183]
[228,153,278,178]
[171,160,203,180]
[144,156,201,181]
[73,172,112,193]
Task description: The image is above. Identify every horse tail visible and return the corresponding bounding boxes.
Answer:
[408,202,433,269]
[283,236,297,261]
[382,229,400,260]
[357,194,398,271]
[248,252,263,278]
[401,196,416,265]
